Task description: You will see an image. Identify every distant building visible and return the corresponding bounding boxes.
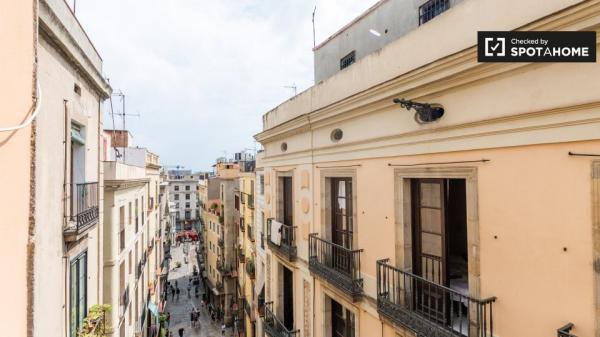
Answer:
[102,131,167,337]
[167,169,205,231]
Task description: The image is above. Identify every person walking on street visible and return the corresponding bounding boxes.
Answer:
[221,324,226,336]
[187,283,191,298]
[176,287,180,301]
[178,327,184,337]
[190,309,195,327]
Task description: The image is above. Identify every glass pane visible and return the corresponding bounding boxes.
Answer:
[78,256,87,327]
[420,208,442,234]
[421,232,442,257]
[337,181,346,198]
[420,183,441,208]
[70,262,77,337]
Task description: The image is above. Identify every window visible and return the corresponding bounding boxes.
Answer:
[128,202,132,224]
[185,210,191,219]
[259,175,264,195]
[186,202,190,209]
[186,185,190,191]
[419,0,450,25]
[340,51,356,70]
[119,206,125,252]
[185,194,190,200]
[174,185,179,191]
[70,252,87,337]
[175,194,179,201]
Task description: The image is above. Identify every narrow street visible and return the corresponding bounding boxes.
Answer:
[165,242,233,337]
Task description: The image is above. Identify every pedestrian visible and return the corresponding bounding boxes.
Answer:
[221,324,226,336]
[166,312,171,326]
[171,286,175,300]
[178,327,184,337]
[176,287,180,300]
[187,283,191,298]
[190,310,195,327]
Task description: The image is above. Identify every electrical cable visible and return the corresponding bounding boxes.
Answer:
[0,80,41,132]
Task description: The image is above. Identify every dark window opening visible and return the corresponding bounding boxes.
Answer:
[419,0,450,25]
[340,51,356,70]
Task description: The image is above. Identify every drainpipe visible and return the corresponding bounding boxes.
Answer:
[63,99,70,337]
[97,97,102,305]
[307,114,317,337]
[63,100,69,227]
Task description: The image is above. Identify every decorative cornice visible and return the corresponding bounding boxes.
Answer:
[255,0,600,146]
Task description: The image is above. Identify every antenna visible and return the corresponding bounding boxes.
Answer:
[312,5,317,49]
[284,84,298,96]
[110,90,140,162]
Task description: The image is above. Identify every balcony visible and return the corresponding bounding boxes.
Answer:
[376,259,496,337]
[247,225,255,242]
[218,237,224,247]
[119,286,130,317]
[308,233,363,300]
[64,182,99,241]
[263,302,299,337]
[558,323,576,337]
[266,219,297,262]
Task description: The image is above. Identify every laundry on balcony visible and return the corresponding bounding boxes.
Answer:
[270,220,283,246]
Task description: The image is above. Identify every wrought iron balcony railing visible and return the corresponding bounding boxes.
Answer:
[263,302,299,337]
[376,259,496,337]
[558,323,577,337]
[308,233,363,300]
[67,182,99,236]
[266,219,297,262]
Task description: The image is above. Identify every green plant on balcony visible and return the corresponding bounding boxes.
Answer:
[78,304,111,337]
[246,258,255,279]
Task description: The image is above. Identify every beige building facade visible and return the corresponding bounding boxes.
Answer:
[256,1,600,337]
[1,0,111,336]
[102,136,165,337]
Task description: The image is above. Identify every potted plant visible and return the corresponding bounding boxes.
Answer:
[246,258,255,279]
[78,304,111,337]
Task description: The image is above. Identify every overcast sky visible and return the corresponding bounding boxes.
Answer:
[74,0,378,171]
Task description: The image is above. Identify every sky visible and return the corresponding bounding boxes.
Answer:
[73,0,379,171]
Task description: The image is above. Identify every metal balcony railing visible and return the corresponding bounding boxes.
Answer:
[308,233,363,300]
[558,323,577,337]
[376,259,496,337]
[266,219,297,262]
[120,286,130,317]
[263,302,299,337]
[72,182,99,231]
[247,225,255,242]
[419,0,450,25]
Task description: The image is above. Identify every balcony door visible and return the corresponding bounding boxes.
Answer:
[329,178,353,277]
[282,177,293,227]
[411,178,468,326]
[283,266,294,330]
[331,178,353,249]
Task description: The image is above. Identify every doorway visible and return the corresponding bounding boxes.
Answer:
[283,266,294,330]
[410,178,468,323]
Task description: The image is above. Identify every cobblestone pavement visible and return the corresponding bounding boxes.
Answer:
[164,242,235,337]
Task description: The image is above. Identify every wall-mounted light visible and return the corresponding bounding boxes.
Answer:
[393,98,444,124]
